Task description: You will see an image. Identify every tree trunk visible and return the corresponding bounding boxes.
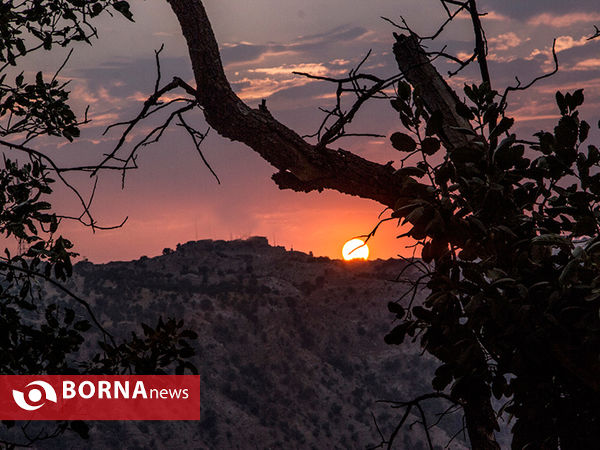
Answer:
[391,32,500,450]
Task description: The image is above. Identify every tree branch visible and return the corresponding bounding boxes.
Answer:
[165,0,412,208]
[392,33,477,151]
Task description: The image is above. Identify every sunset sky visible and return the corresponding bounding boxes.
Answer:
[23,0,600,262]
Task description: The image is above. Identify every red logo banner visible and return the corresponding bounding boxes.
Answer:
[0,375,200,420]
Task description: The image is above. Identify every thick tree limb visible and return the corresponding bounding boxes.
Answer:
[392,33,477,151]
[166,0,408,209]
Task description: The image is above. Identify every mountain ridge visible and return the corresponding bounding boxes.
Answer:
[40,236,467,449]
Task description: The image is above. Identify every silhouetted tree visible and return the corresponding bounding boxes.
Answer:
[3,0,600,448]
[0,2,197,447]
[125,1,595,448]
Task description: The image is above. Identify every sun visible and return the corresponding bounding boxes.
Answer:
[342,238,369,261]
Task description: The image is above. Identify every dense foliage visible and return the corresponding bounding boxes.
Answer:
[385,80,600,448]
[0,1,197,446]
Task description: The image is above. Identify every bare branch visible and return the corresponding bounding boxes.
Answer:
[176,116,219,184]
[499,39,558,111]
[294,50,403,147]
[0,139,126,231]
[95,76,196,176]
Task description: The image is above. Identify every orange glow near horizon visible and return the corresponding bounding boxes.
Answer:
[342,238,369,261]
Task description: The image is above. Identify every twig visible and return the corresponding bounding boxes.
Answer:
[499,39,558,111]
[0,139,126,231]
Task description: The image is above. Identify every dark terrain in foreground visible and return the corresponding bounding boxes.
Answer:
[39,237,468,449]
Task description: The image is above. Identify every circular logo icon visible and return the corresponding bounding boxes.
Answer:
[12,381,57,411]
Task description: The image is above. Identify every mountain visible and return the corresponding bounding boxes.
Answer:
[40,237,468,449]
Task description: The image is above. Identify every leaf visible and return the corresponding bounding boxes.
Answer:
[384,323,409,345]
[464,84,477,103]
[559,258,580,285]
[579,120,590,143]
[589,145,600,165]
[450,146,481,164]
[403,206,425,225]
[535,131,555,155]
[70,420,89,439]
[455,101,474,120]
[141,323,153,336]
[556,91,567,115]
[412,305,432,320]
[398,81,411,100]
[74,320,91,332]
[387,302,405,317]
[113,1,134,21]
[491,278,516,287]
[421,137,441,155]
[15,40,26,56]
[571,88,584,109]
[180,330,198,339]
[489,117,514,140]
[35,71,44,87]
[422,241,433,263]
[91,2,103,17]
[390,99,402,112]
[394,166,426,178]
[390,132,417,152]
[64,308,75,325]
[495,225,517,238]
[425,110,443,136]
[555,115,579,149]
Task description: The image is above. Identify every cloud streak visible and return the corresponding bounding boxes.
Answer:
[528,12,600,27]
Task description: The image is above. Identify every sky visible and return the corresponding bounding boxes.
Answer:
[16,0,600,262]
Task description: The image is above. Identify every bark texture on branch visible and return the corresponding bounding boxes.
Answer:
[166,0,409,209]
[393,33,477,152]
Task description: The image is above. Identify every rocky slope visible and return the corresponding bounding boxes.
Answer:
[42,237,468,449]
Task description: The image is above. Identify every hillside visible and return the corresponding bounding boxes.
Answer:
[41,237,467,449]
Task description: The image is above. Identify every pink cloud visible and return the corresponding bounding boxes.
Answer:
[536,77,600,94]
[231,63,348,100]
[484,11,510,21]
[570,58,600,71]
[554,35,590,52]
[488,32,525,51]
[457,10,509,22]
[528,12,600,28]
[249,63,332,77]
[527,35,591,68]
